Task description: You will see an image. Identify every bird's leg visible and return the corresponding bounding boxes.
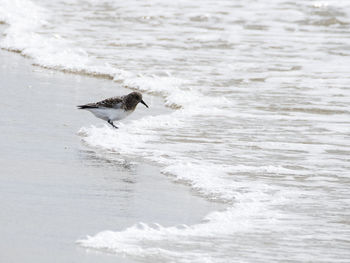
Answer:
[107,120,118,129]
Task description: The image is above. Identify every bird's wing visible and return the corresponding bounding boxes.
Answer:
[96,96,124,109]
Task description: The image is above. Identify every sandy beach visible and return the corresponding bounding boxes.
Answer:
[0,49,224,263]
[1,0,350,261]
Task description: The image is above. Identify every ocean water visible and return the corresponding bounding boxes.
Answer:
[1,0,350,262]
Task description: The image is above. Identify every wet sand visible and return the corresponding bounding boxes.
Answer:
[0,50,224,263]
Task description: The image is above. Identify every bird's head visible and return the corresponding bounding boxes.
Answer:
[125,92,149,109]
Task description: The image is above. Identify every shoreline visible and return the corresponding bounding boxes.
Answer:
[0,49,225,263]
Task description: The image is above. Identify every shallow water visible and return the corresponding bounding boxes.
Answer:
[0,49,221,263]
[1,0,350,262]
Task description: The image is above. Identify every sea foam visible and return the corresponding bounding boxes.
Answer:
[2,0,350,262]
[0,0,223,110]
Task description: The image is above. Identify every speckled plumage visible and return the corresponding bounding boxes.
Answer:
[78,91,148,128]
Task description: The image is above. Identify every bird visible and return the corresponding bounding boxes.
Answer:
[77,91,149,129]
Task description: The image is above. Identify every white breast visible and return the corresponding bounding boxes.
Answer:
[87,108,133,121]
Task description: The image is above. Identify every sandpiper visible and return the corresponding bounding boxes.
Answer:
[78,91,149,128]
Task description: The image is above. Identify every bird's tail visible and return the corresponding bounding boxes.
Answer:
[77,105,97,109]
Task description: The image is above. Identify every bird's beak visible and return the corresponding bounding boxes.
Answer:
[140,100,149,108]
